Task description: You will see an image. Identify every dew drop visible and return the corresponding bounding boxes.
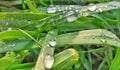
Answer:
[58,7,62,11]
[100,35,106,43]
[7,28,12,31]
[5,52,11,56]
[87,3,97,11]
[48,40,56,47]
[10,18,14,21]
[14,54,21,60]
[96,8,103,12]
[44,55,54,69]
[59,15,63,19]
[65,6,68,10]
[5,22,9,25]
[7,43,16,48]
[50,19,54,22]
[66,11,78,22]
[47,5,56,13]
[0,41,5,46]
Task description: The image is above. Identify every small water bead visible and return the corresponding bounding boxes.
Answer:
[95,8,103,12]
[5,43,16,49]
[108,1,120,7]
[10,43,16,47]
[65,6,69,10]
[7,28,12,31]
[47,5,57,13]
[44,55,54,69]
[14,54,21,60]
[87,3,97,11]
[0,41,5,46]
[5,52,11,56]
[50,18,54,22]
[57,7,62,11]
[100,35,106,43]
[5,22,9,25]
[59,15,63,19]
[66,11,78,22]
[48,40,56,47]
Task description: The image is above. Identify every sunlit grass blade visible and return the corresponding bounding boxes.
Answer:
[57,29,120,47]
[109,48,120,70]
[26,0,40,13]
[35,30,58,70]
[51,48,79,70]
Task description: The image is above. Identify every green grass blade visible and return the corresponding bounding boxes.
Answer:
[26,0,40,13]
[57,29,120,47]
[109,48,120,70]
[0,30,39,40]
[52,48,79,70]
[0,12,49,28]
[0,40,34,53]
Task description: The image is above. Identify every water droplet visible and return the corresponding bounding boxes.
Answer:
[66,11,78,22]
[59,15,63,19]
[57,7,62,11]
[44,55,54,69]
[100,35,106,43]
[5,22,9,25]
[7,28,12,31]
[7,43,16,48]
[48,40,56,47]
[14,54,21,60]
[68,5,73,10]
[65,6,68,10]
[0,41,5,46]
[5,52,11,56]
[75,9,79,12]
[50,19,54,22]
[47,5,56,13]
[87,3,97,11]
[96,8,103,12]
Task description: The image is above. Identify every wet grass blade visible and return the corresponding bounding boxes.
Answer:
[35,30,58,70]
[0,12,49,28]
[0,40,34,53]
[51,48,79,70]
[57,29,120,47]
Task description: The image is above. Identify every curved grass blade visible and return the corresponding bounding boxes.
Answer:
[0,39,34,53]
[51,48,79,70]
[109,48,120,70]
[19,29,42,48]
[57,29,120,47]
[0,12,49,28]
[26,0,40,13]
[0,51,29,70]
[0,30,39,40]
[9,62,35,70]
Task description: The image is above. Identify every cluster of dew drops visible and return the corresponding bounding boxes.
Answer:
[46,3,101,23]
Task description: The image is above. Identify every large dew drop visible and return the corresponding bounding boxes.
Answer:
[66,11,78,22]
[44,55,54,69]
[47,6,56,13]
[48,40,56,47]
[87,3,97,11]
